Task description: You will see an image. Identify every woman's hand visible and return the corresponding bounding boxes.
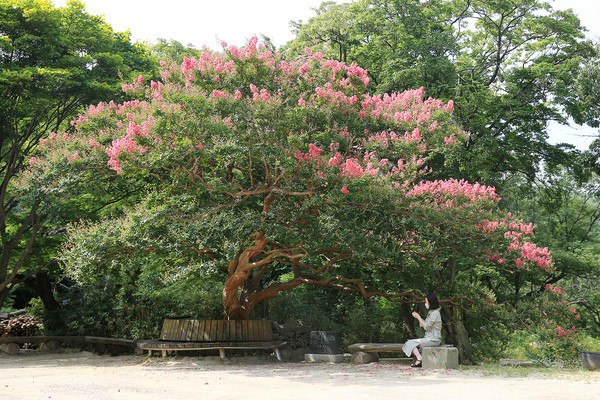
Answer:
[412,311,425,328]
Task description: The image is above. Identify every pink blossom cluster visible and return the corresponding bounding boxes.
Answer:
[105,135,148,174]
[545,284,565,295]
[104,118,155,174]
[518,242,551,270]
[321,59,369,87]
[314,86,358,108]
[405,179,500,203]
[295,143,323,165]
[358,88,453,126]
[121,75,144,93]
[556,326,575,337]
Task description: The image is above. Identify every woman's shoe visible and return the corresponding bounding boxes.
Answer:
[410,360,422,368]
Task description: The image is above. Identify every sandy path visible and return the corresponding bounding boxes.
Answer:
[1,352,599,400]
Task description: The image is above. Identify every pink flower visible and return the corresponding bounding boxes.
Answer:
[516,258,524,267]
[328,152,342,166]
[341,186,349,194]
[160,60,167,67]
[68,152,79,163]
[234,90,242,100]
[137,75,144,84]
[298,98,305,106]
[308,143,321,157]
[259,88,270,100]
[444,133,456,145]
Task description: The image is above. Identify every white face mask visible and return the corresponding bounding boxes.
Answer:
[425,303,430,310]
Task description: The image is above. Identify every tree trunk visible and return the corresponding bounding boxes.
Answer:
[400,302,416,338]
[24,271,65,332]
[0,287,10,311]
[222,232,269,320]
[442,306,475,365]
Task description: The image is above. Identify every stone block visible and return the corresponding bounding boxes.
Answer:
[350,351,379,364]
[422,346,458,369]
[500,358,535,367]
[1,343,20,355]
[40,340,59,353]
[305,353,345,363]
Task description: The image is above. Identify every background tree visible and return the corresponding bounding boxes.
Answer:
[0,0,153,311]
[285,0,596,185]
[501,166,600,336]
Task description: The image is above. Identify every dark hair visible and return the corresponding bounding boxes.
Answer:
[426,293,439,310]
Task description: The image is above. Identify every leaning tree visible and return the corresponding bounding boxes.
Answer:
[20,39,556,330]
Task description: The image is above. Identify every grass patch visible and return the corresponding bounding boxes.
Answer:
[460,361,600,381]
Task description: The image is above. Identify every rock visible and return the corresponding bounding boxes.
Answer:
[580,351,600,371]
[304,353,345,363]
[351,351,379,364]
[422,346,459,369]
[40,340,59,353]
[500,359,535,367]
[1,343,20,355]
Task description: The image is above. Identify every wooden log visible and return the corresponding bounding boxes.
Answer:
[83,336,137,347]
[0,336,84,345]
[1,343,20,355]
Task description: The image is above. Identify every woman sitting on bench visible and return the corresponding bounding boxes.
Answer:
[402,293,442,368]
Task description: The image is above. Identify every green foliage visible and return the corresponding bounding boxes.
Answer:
[37,268,223,339]
[0,0,155,309]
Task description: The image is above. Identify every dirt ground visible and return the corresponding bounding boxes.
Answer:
[1,351,599,400]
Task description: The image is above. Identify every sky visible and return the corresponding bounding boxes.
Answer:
[51,0,600,150]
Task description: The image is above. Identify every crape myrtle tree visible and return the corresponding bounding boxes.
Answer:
[19,39,567,357]
[0,0,153,310]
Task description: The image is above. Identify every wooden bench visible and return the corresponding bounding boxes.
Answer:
[349,343,458,368]
[136,319,286,360]
[0,336,137,355]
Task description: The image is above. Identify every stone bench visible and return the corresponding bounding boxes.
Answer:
[348,342,458,368]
